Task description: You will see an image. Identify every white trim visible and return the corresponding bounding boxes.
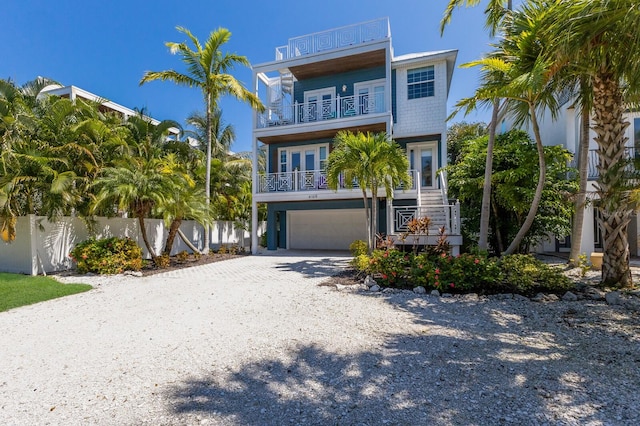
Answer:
[278,143,329,173]
[354,78,386,115]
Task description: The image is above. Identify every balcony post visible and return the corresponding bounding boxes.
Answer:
[294,100,299,124]
[416,171,422,207]
[336,94,341,118]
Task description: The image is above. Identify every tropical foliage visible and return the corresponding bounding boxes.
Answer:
[447,130,577,254]
[0,76,257,260]
[140,26,264,253]
[326,131,410,252]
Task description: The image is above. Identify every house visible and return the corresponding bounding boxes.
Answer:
[249,18,460,253]
[515,103,640,257]
[40,84,180,137]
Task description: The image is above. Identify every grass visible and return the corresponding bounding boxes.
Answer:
[0,273,92,313]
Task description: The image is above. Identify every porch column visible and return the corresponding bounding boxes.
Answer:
[386,198,393,238]
[251,71,259,255]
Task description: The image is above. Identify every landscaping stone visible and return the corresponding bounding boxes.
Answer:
[605,291,622,306]
[413,286,426,294]
[562,291,578,302]
[585,286,606,300]
[364,276,377,288]
[441,293,453,298]
[123,271,143,277]
[512,294,530,302]
[430,290,440,297]
[531,293,546,302]
[369,284,381,292]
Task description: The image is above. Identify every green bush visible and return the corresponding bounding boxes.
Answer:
[70,237,143,274]
[495,254,573,295]
[350,254,371,273]
[369,249,408,286]
[408,253,436,287]
[349,240,369,257]
[434,253,502,293]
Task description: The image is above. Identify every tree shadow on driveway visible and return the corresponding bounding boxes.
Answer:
[164,294,640,425]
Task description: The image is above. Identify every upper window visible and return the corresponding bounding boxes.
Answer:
[407,66,435,99]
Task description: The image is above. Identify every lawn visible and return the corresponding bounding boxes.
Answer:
[0,273,92,312]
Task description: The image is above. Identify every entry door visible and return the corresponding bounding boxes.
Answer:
[304,88,335,121]
[355,80,385,115]
[408,143,436,189]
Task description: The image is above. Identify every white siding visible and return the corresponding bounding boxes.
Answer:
[392,60,448,138]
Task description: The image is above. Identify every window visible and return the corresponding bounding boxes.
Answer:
[407,66,434,99]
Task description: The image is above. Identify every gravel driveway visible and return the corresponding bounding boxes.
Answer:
[1,251,638,425]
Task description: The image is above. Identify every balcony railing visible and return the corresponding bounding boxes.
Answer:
[275,18,390,61]
[584,147,637,179]
[258,169,418,194]
[257,93,386,129]
[393,204,461,236]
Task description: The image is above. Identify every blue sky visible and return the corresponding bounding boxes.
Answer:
[2,0,496,153]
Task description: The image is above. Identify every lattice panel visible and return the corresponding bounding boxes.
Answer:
[261,175,276,192]
[395,209,417,232]
[361,20,386,42]
[337,27,359,46]
[301,172,315,190]
[315,32,335,52]
[278,174,292,191]
[290,36,313,57]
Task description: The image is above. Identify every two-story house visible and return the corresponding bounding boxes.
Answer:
[250,19,460,253]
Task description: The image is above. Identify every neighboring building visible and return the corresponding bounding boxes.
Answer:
[516,103,640,257]
[40,84,180,137]
[250,18,460,253]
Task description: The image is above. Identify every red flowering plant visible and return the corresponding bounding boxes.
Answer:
[434,253,501,293]
[408,253,435,287]
[369,248,409,287]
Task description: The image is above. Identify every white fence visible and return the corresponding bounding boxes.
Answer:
[0,215,265,275]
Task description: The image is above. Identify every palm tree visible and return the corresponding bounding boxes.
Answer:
[453,1,561,254]
[326,131,410,252]
[140,26,264,253]
[92,158,174,260]
[537,0,640,288]
[441,0,512,252]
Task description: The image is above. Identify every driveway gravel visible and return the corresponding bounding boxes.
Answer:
[0,251,639,425]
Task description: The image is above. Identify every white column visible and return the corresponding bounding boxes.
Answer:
[251,71,260,255]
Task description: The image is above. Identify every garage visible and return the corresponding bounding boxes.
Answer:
[288,209,368,250]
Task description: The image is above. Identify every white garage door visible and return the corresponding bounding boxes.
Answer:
[288,209,368,250]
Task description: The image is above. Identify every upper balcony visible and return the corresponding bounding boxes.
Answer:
[274,18,390,62]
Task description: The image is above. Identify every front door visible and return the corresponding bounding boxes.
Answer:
[407,143,437,189]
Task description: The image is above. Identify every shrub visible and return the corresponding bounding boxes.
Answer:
[369,249,408,286]
[176,250,189,262]
[154,254,170,268]
[350,254,371,273]
[408,253,436,287]
[349,240,369,257]
[435,253,501,293]
[495,254,573,295]
[70,237,143,275]
[218,245,228,254]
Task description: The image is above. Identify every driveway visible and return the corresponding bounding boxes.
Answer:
[1,251,638,425]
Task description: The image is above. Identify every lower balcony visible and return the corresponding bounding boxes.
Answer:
[255,169,418,202]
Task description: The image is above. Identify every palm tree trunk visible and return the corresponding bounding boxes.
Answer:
[568,104,590,266]
[371,186,378,251]
[592,73,633,288]
[163,218,182,256]
[503,104,546,255]
[177,228,202,255]
[137,215,157,259]
[478,99,500,251]
[203,93,212,254]
[361,188,372,252]
[490,193,505,253]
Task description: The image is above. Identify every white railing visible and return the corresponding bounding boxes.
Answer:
[274,18,390,61]
[258,169,418,194]
[393,204,461,236]
[257,92,386,128]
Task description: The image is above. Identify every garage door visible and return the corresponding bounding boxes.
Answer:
[288,209,368,250]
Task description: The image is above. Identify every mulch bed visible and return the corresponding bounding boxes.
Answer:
[140,253,249,277]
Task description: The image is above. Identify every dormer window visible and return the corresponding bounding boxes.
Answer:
[407,66,435,99]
